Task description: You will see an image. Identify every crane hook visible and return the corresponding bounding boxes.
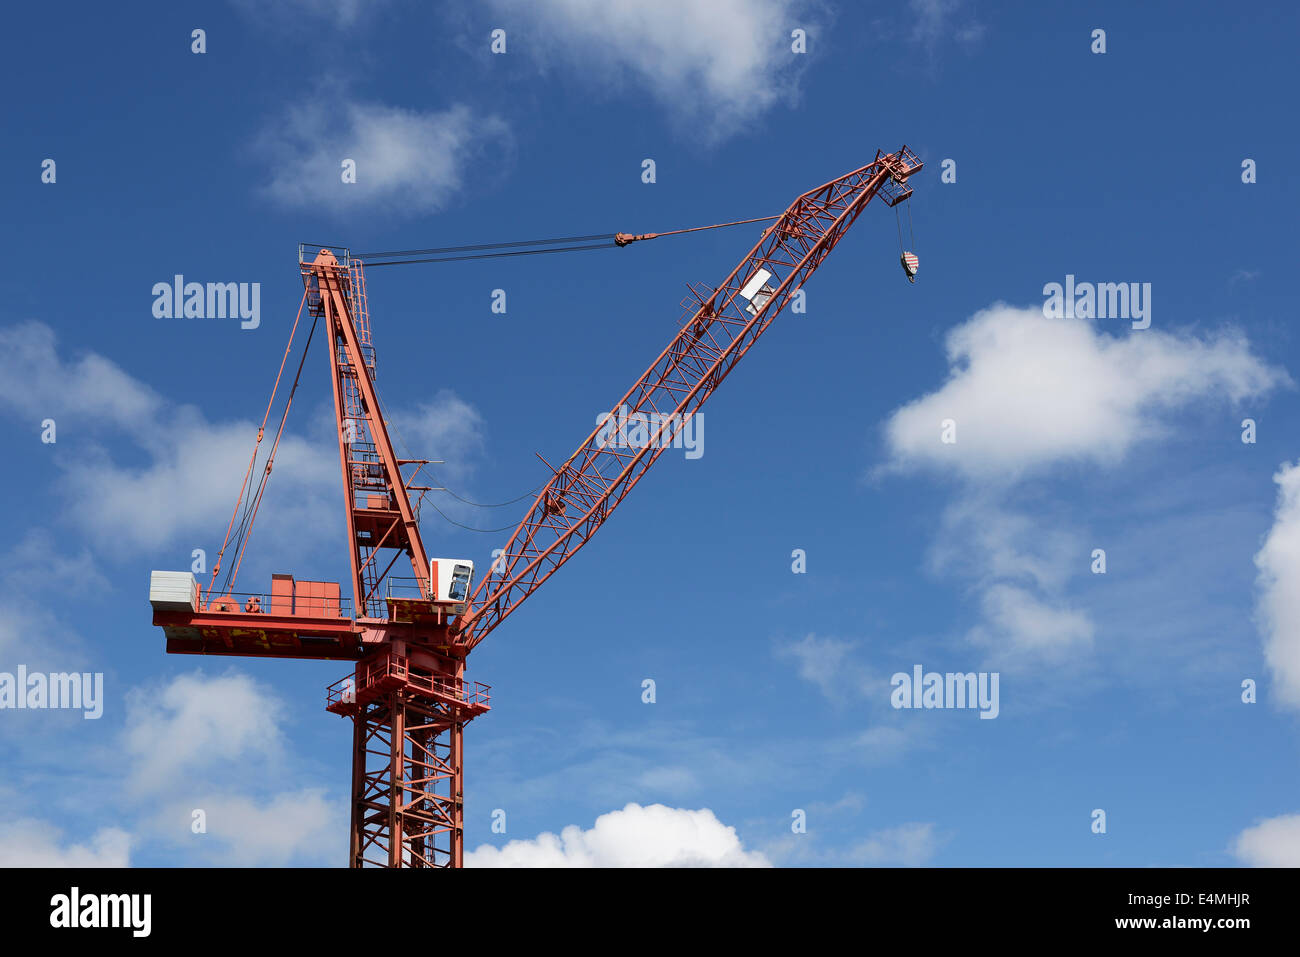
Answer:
[900,251,919,283]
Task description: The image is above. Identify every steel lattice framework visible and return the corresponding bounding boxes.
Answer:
[150,146,921,867]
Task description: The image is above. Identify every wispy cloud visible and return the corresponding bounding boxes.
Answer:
[765,812,946,867]
[907,0,985,54]
[253,98,509,215]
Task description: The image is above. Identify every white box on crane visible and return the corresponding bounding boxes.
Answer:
[738,267,776,317]
[149,570,199,612]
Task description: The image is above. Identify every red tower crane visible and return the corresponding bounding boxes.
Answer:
[148,146,922,867]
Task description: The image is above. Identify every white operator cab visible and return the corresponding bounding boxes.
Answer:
[430,558,475,610]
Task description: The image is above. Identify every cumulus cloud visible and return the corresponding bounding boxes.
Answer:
[466,803,770,867]
[484,0,816,138]
[254,98,508,214]
[0,821,130,867]
[882,305,1288,483]
[1254,462,1300,708]
[1232,813,1300,866]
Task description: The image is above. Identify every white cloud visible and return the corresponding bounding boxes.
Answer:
[879,304,1287,673]
[70,417,338,555]
[0,820,130,867]
[254,98,508,214]
[882,305,1288,483]
[0,320,160,428]
[970,583,1094,663]
[929,495,1079,593]
[157,790,343,866]
[931,499,1094,667]
[388,390,486,490]
[466,802,770,867]
[123,672,287,794]
[484,0,816,138]
[1254,462,1300,708]
[0,320,336,553]
[1232,813,1300,866]
[118,672,343,866]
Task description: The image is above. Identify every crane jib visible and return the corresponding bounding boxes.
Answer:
[455,146,923,649]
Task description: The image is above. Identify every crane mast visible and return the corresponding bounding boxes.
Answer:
[305,250,431,617]
[147,146,922,867]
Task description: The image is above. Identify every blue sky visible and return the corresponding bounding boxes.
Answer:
[1,0,1299,867]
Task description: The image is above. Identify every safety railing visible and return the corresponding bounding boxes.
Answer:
[199,588,352,619]
[324,652,490,711]
[298,242,352,267]
[386,576,430,601]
